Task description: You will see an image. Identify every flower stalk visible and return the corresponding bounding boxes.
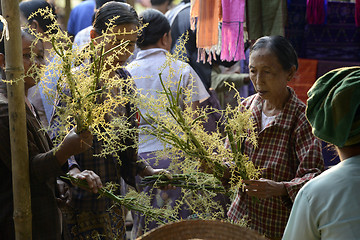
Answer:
[140,173,226,193]
[61,175,177,224]
[138,74,259,192]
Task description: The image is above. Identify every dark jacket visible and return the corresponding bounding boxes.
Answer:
[0,84,66,240]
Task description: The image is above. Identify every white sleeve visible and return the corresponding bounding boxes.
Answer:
[282,189,320,240]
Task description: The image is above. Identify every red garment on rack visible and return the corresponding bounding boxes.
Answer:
[306,0,326,25]
[356,0,360,27]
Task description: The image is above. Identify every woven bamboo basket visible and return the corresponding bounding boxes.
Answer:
[136,219,268,240]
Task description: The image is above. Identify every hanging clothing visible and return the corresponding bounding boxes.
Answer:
[356,0,360,27]
[288,58,318,103]
[190,0,222,63]
[167,2,212,90]
[246,0,287,40]
[306,0,327,25]
[220,0,246,61]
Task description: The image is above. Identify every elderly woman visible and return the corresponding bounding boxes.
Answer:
[283,67,360,240]
[227,35,324,240]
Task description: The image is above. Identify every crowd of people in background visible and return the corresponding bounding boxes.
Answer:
[0,0,359,240]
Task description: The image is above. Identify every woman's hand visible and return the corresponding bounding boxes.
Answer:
[243,178,287,199]
[69,168,103,194]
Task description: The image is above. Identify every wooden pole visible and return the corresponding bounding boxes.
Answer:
[1,0,32,239]
[127,0,135,7]
[64,0,71,28]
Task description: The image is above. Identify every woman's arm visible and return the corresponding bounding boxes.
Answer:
[54,128,93,165]
[282,120,324,201]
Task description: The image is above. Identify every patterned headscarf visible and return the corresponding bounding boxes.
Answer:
[306,66,360,147]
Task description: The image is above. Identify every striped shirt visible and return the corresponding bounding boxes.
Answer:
[228,87,324,239]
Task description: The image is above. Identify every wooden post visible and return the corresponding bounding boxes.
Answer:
[64,0,71,28]
[1,0,32,239]
[127,0,135,7]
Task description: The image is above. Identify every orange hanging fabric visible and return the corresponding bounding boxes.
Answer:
[197,0,221,49]
[190,0,222,63]
[190,0,199,31]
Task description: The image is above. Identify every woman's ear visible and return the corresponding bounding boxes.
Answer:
[90,29,99,40]
[160,32,171,51]
[288,65,297,81]
[0,53,5,69]
[30,20,42,34]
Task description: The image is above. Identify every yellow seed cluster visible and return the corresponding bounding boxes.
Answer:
[26,9,261,234]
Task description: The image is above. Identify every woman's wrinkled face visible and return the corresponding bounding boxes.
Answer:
[249,48,293,101]
[100,23,138,67]
[22,36,45,90]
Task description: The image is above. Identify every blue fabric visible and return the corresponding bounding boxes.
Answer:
[132,151,191,236]
[286,1,360,61]
[285,0,307,58]
[67,0,95,36]
[321,141,339,169]
[41,56,61,124]
[324,0,328,24]
[304,1,360,61]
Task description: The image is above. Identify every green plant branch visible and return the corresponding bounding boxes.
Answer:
[61,175,177,224]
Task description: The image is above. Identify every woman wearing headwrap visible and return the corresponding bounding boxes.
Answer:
[283,66,360,240]
[226,35,324,240]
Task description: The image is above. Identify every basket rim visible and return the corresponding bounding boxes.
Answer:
[136,219,268,240]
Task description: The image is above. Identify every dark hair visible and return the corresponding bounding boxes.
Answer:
[19,0,58,35]
[250,35,298,71]
[137,9,170,48]
[95,0,126,10]
[150,0,173,6]
[93,1,139,35]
